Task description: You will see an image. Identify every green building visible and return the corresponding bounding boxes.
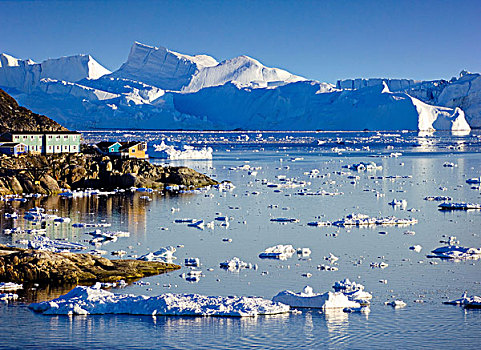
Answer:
[0,131,81,154]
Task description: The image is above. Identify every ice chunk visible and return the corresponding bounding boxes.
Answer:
[428,245,481,260]
[438,202,481,210]
[0,282,23,291]
[259,245,296,260]
[29,286,289,317]
[272,286,362,310]
[385,300,406,308]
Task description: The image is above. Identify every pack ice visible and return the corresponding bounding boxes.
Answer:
[28,285,290,317]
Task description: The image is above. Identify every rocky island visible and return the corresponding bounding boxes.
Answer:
[0,245,180,284]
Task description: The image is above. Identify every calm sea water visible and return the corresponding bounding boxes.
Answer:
[1,131,480,349]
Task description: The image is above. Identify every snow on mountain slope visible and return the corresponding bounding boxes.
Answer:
[107,42,218,91]
[184,55,306,92]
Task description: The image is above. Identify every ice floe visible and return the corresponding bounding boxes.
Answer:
[438,202,481,210]
[331,214,417,227]
[444,292,481,308]
[220,257,257,271]
[427,245,481,260]
[272,286,367,311]
[28,286,290,316]
[385,300,407,308]
[25,236,86,252]
[332,279,372,303]
[137,246,177,263]
[259,245,296,260]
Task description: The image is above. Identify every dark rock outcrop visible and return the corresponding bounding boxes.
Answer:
[0,153,217,195]
[0,245,180,284]
[0,88,68,133]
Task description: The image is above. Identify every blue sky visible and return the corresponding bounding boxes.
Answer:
[1,0,480,83]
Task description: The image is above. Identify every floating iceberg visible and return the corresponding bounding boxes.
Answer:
[444,292,481,308]
[28,286,290,317]
[137,246,176,263]
[259,245,296,260]
[427,245,481,260]
[332,279,372,303]
[25,236,86,252]
[272,286,363,311]
[438,202,481,210]
[220,257,257,271]
[332,214,417,227]
[154,141,213,160]
[385,300,407,308]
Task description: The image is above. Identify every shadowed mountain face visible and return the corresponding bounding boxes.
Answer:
[0,88,69,133]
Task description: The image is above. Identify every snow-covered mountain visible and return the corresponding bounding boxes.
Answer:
[0,42,476,131]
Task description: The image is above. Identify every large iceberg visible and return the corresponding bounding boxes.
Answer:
[0,42,474,131]
[29,285,290,317]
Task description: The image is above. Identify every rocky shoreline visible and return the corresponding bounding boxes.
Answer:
[0,152,218,195]
[0,245,180,284]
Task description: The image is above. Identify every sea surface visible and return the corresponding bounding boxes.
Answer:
[1,130,480,349]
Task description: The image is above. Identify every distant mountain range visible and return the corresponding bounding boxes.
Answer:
[0,42,477,131]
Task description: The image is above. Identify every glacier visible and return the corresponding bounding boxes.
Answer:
[0,42,475,131]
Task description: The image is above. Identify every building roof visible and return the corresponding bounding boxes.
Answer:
[2,131,81,135]
[0,142,26,148]
[119,141,145,151]
[96,141,121,149]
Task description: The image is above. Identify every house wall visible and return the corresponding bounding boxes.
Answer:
[44,134,80,154]
[11,134,42,153]
[128,143,147,159]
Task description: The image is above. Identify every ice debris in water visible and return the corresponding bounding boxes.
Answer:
[385,300,407,308]
[270,218,300,223]
[424,196,452,201]
[0,282,23,291]
[219,257,257,271]
[410,245,422,252]
[28,286,290,316]
[388,199,407,208]
[25,236,86,253]
[185,258,200,267]
[332,214,417,227]
[343,162,382,171]
[332,279,372,303]
[444,292,481,308]
[438,202,481,210]
[272,285,369,312]
[0,293,18,302]
[180,270,203,283]
[259,245,296,260]
[137,246,176,263]
[427,244,481,260]
[466,177,481,184]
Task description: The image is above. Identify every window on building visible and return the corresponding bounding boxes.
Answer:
[64,135,68,139]
[48,135,52,139]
